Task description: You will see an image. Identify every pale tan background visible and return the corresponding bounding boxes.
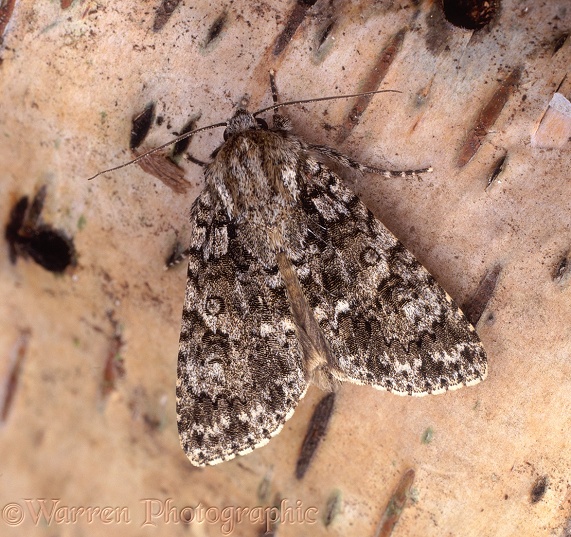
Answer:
[1,1,570,536]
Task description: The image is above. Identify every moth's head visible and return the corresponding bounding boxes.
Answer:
[223,109,268,140]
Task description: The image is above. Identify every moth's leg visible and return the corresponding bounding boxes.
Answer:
[185,154,209,167]
[269,69,280,108]
[308,143,432,178]
[269,69,292,131]
[165,242,190,269]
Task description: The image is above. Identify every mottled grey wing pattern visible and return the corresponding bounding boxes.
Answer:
[290,158,487,396]
[175,114,487,466]
[176,188,307,466]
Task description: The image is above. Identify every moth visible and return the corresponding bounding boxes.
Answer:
[90,74,487,467]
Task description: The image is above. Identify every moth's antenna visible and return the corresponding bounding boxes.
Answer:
[88,89,402,180]
[253,89,402,117]
[87,121,227,180]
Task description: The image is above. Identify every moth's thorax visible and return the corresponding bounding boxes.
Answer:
[206,127,303,226]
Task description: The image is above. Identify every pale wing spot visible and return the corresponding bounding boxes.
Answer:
[260,323,274,337]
